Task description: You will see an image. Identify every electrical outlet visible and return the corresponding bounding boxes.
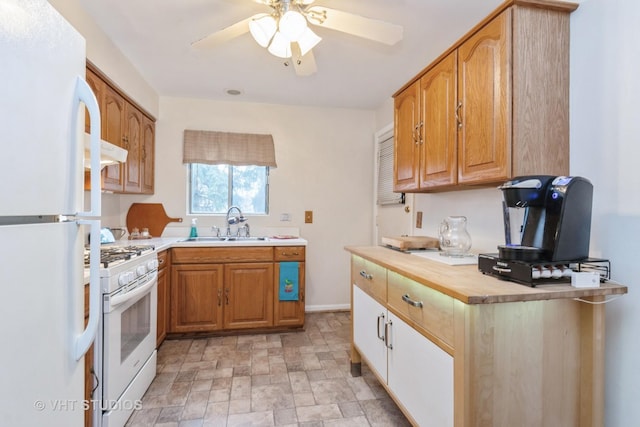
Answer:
[280,213,291,221]
[416,211,423,229]
[304,210,313,224]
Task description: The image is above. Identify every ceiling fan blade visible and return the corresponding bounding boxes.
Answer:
[191,15,258,50]
[291,43,317,76]
[306,6,402,46]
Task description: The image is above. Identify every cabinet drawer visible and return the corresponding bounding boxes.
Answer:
[274,246,305,261]
[157,249,168,270]
[387,271,454,349]
[171,247,273,263]
[352,256,387,304]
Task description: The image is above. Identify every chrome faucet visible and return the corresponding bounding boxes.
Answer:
[225,206,247,237]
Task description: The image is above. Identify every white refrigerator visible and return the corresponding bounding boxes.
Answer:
[0,1,103,425]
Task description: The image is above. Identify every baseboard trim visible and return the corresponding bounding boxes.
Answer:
[305,304,350,313]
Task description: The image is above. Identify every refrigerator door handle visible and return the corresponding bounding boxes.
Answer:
[74,76,101,218]
[74,219,100,361]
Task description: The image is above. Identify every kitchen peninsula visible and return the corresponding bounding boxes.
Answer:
[346,245,627,427]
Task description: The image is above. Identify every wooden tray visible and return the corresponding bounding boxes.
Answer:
[381,236,440,251]
[126,203,183,238]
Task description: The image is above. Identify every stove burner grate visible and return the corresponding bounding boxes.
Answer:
[84,244,155,268]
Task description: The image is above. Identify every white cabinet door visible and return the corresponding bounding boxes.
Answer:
[387,312,454,427]
[353,285,388,379]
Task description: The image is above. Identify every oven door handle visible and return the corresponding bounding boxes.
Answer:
[110,272,157,308]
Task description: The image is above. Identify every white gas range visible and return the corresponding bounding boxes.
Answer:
[85,244,158,427]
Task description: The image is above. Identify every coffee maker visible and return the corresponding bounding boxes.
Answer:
[478,175,605,286]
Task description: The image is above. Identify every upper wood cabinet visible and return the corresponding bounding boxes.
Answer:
[85,63,155,194]
[393,0,577,192]
[393,80,420,191]
[457,11,509,184]
[394,52,458,192]
[102,84,126,191]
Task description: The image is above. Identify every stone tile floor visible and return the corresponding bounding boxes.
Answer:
[125,311,410,426]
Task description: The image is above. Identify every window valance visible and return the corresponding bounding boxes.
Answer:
[183,130,277,167]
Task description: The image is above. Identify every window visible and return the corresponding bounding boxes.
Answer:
[189,164,269,214]
[377,133,404,205]
[183,129,277,215]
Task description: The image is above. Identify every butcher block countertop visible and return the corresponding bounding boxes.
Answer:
[345,245,627,305]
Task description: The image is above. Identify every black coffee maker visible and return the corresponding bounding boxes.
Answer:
[478,175,599,286]
[498,175,593,262]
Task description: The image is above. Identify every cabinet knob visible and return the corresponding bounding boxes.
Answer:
[359,270,373,280]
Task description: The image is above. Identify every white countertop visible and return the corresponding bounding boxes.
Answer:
[84,236,307,284]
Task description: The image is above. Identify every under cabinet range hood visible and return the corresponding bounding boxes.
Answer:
[83,132,128,169]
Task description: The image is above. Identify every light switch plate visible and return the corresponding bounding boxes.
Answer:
[305,210,313,224]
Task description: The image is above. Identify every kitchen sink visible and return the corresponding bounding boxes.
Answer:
[181,236,268,242]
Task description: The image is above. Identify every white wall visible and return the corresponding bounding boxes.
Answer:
[49,0,159,117]
[571,1,640,425]
[124,97,376,311]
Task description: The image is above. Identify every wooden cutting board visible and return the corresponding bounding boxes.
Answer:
[381,236,440,251]
[126,203,183,238]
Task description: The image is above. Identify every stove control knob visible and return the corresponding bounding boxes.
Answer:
[136,265,147,277]
[147,259,158,270]
[118,273,130,286]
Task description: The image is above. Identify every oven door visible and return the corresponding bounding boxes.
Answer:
[102,271,157,404]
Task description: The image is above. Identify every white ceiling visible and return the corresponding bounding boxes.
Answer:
[82,0,505,110]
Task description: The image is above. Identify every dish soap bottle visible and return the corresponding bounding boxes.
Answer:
[189,218,198,238]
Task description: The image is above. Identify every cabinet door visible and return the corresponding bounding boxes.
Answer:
[224,262,274,330]
[421,52,458,189]
[123,103,142,193]
[457,10,509,184]
[83,286,94,427]
[393,80,421,192]
[387,312,453,427]
[84,68,103,134]
[141,116,155,194]
[170,264,223,333]
[274,262,305,327]
[101,85,126,191]
[352,286,388,380]
[156,263,168,347]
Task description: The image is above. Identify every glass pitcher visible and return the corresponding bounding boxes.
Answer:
[439,216,472,257]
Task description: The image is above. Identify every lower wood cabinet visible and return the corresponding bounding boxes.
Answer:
[168,246,305,335]
[274,246,305,327]
[224,263,274,329]
[170,264,224,333]
[83,285,95,427]
[156,249,169,347]
[347,247,623,427]
[352,285,453,426]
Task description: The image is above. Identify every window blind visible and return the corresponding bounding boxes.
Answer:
[377,135,403,205]
[183,129,277,167]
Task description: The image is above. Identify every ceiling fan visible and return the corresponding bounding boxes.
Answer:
[191,0,403,76]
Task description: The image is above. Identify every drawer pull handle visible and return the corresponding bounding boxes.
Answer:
[402,294,423,308]
[281,252,300,256]
[376,313,386,341]
[359,270,373,280]
[492,265,512,274]
[384,320,393,350]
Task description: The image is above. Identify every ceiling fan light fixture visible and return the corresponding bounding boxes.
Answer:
[278,10,307,41]
[249,14,277,47]
[296,27,321,56]
[267,31,292,58]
